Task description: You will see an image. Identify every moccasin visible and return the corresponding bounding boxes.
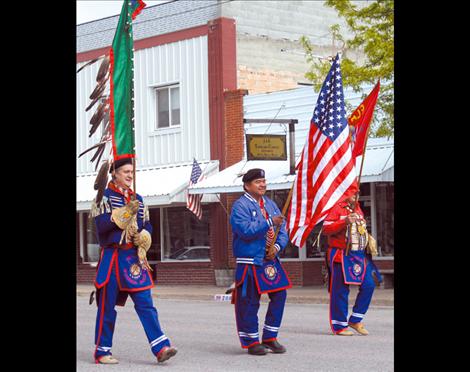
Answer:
[336,329,354,336]
[157,346,178,363]
[96,355,119,364]
[349,322,369,335]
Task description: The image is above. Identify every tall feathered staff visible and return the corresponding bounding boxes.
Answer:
[77,0,146,205]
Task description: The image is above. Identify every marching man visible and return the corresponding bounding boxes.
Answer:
[230,168,292,355]
[92,158,177,364]
[323,189,381,336]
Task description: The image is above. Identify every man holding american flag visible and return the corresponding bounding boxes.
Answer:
[287,54,359,248]
[286,54,380,336]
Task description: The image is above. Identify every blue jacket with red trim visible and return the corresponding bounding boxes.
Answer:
[230,193,288,266]
[93,183,154,291]
[94,185,152,248]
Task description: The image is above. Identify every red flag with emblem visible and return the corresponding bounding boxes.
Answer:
[348,81,380,158]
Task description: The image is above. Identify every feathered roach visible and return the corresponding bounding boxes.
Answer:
[89,80,107,100]
[96,56,110,82]
[78,140,107,158]
[76,57,101,74]
[78,53,114,205]
[86,94,108,112]
[89,101,107,127]
[94,160,110,205]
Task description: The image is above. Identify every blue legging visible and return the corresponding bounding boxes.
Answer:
[94,266,170,360]
[329,261,375,334]
[235,266,287,348]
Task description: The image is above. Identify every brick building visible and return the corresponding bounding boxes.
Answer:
[76,1,393,287]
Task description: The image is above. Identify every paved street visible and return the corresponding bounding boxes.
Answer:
[77,294,393,371]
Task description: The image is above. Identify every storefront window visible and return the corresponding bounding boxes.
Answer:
[83,213,100,263]
[306,224,329,258]
[375,182,394,256]
[358,183,372,238]
[147,207,162,262]
[161,205,211,261]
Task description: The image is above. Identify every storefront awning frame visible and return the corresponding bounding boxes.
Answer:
[77,160,220,211]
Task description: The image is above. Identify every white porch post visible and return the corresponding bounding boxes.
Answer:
[371,182,378,241]
[160,208,165,260]
[299,242,307,260]
[79,212,85,261]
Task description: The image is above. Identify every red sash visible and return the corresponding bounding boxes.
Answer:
[259,198,275,248]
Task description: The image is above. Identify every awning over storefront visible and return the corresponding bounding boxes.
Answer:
[77,160,220,211]
[358,138,394,183]
[188,159,294,194]
[188,138,393,195]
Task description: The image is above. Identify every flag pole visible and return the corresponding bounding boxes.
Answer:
[356,104,376,186]
[132,157,137,200]
[267,182,295,255]
[356,80,380,186]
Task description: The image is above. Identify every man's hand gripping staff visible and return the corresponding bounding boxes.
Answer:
[111,200,153,271]
[265,215,285,260]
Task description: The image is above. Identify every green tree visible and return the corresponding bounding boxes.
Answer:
[300,0,394,137]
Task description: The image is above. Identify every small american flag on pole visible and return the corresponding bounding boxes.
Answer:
[287,54,358,248]
[186,158,205,220]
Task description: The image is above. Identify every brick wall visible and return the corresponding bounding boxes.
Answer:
[77,263,96,284]
[208,17,237,171]
[218,89,248,271]
[223,89,248,167]
[225,193,243,270]
[238,65,300,94]
[301,261,327,286]
[155,262,215,285]
[281,261,326,286]
[374,259,394,271]
[209,202,229,269]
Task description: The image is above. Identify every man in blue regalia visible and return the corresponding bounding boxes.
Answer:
[230,168,292,356]
[91,158,177,364]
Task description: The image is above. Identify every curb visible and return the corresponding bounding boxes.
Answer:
[76,289,393,307]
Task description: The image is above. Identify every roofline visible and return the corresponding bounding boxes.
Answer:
[77,22,209,62]
[76,1,178,26]
[77,16,236,63]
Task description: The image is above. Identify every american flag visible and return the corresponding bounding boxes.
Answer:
[287,54,358,248]
[186,158,205,220]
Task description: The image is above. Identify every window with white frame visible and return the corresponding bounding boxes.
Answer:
[81,212,100,263]
[155,84,180,129]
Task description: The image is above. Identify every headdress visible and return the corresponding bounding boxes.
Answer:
[77,0,146,205]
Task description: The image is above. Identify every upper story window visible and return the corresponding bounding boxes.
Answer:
[155,84,180,129]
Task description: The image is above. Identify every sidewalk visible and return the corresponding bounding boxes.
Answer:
[76,284,394,306]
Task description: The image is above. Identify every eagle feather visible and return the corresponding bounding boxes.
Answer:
[78,52,112,170]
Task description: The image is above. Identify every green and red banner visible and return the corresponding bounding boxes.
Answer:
[109,0,146,160]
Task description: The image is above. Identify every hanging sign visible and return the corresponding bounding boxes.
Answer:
[246,134,287,161]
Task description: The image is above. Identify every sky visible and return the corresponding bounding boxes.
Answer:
[76,1,170,25]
